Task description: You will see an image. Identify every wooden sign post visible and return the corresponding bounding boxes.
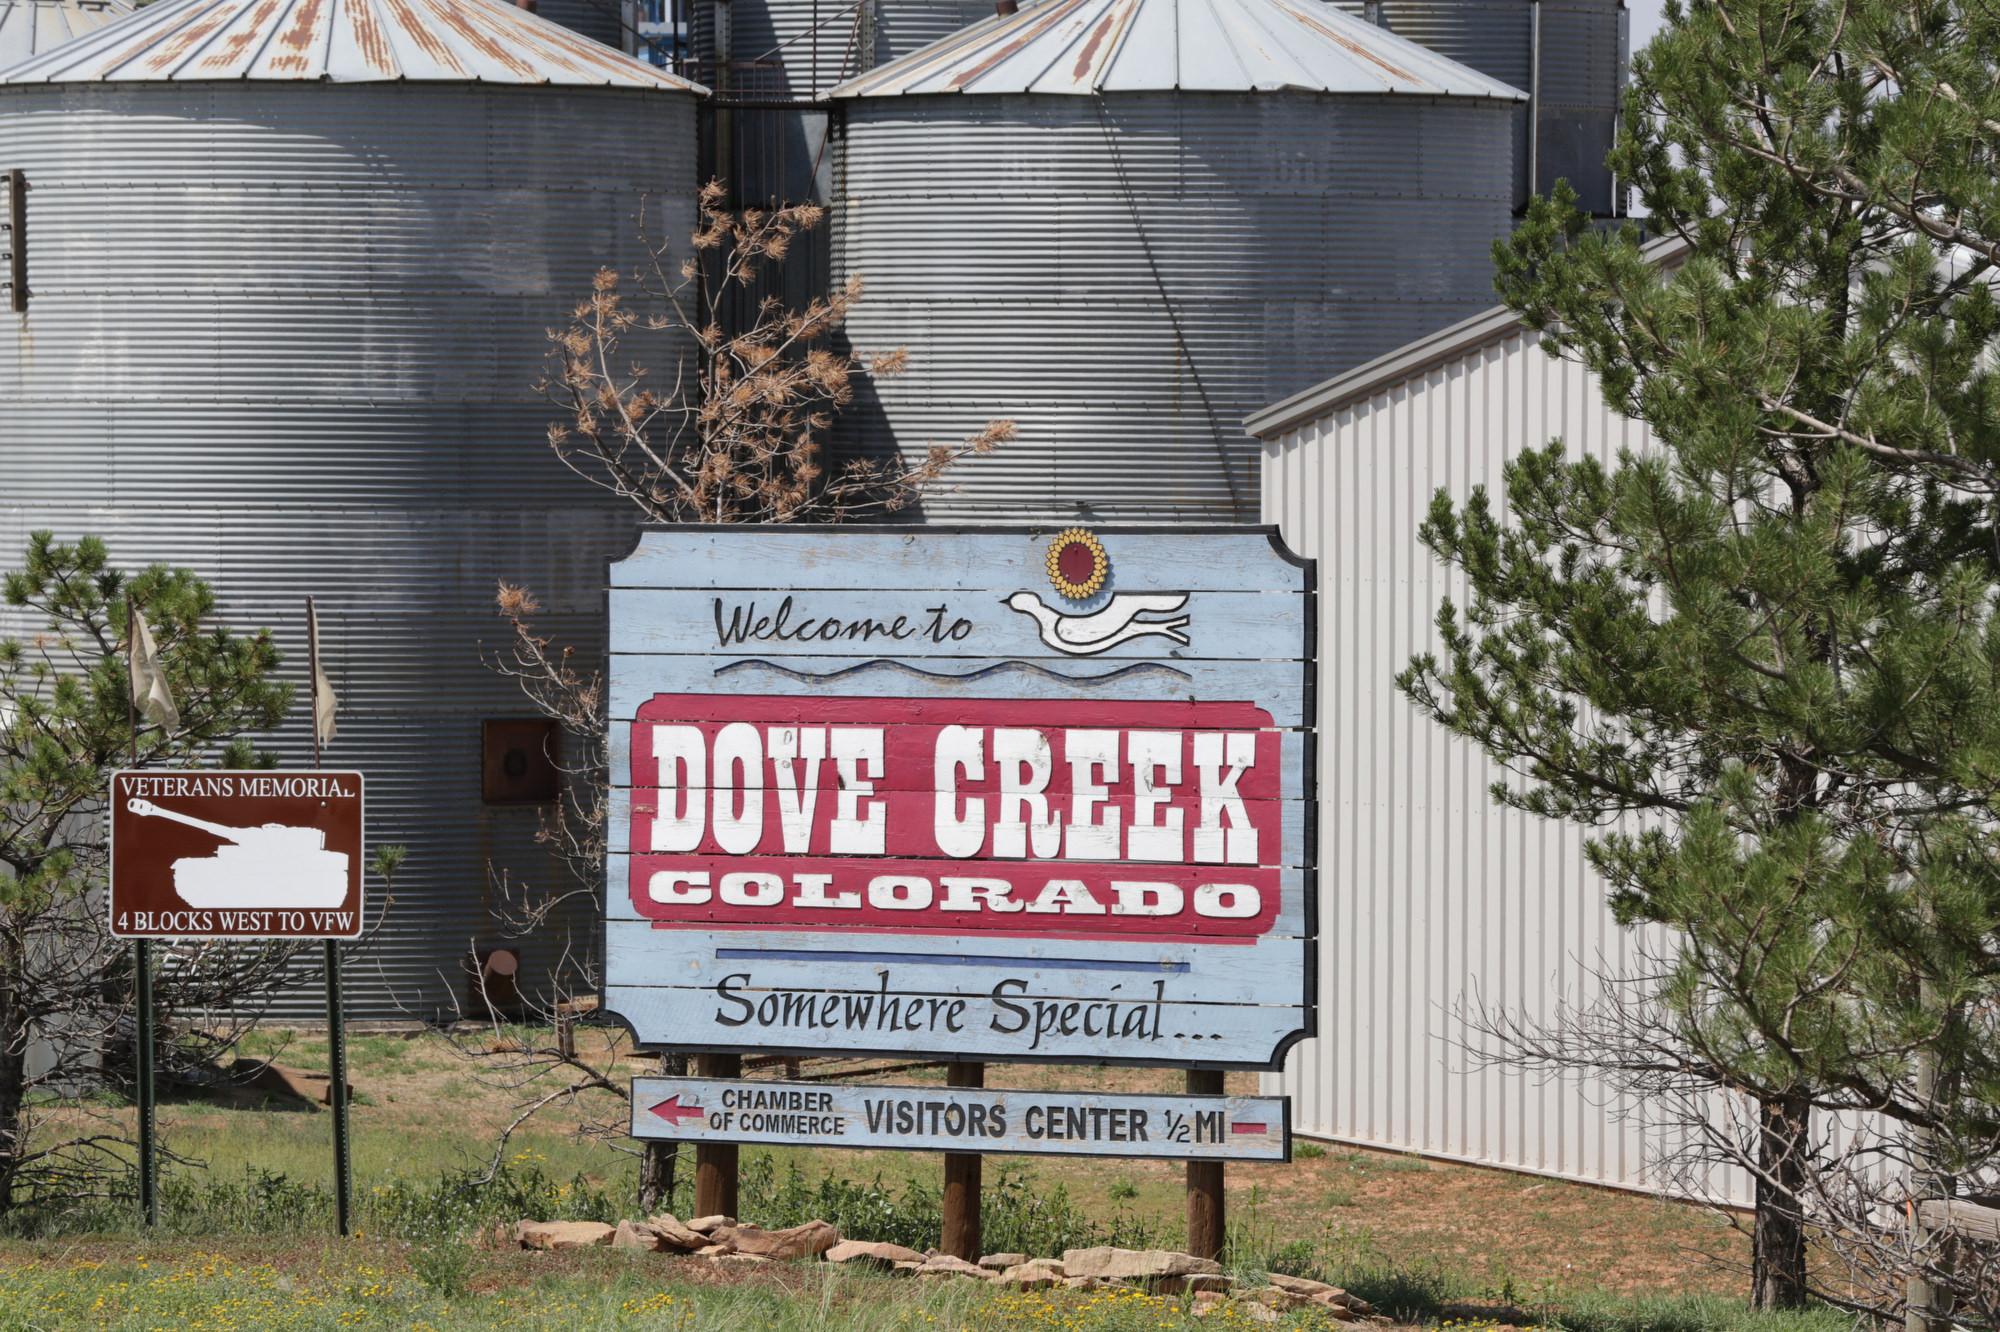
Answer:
[695,1051,741,1218]
[942,1062,984,1260]
[1185,1068,1225,1259]
[604,527,1316,1249]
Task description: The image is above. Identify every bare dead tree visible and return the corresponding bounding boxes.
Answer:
[433,185,1013,1208]
[1461,950,2000,1325]
[541,179,1013,525]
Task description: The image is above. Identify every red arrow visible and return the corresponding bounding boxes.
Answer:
[649,1095,705,1127]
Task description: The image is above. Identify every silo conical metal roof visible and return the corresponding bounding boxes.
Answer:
[827,0,1526,98]
[0,0,129,70]
[0,0,708,89]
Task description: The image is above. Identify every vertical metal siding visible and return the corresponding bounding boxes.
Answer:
[833,92,1517,522]
[536,0,628,48]
[1259,325,1756,1205]
[0,82,698,1020]
[1375,0,1622,214]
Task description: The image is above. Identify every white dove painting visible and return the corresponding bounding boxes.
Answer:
[1003,591,1192,655]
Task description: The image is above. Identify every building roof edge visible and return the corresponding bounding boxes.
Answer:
[1245,303,1526,440]
[1244,233,1691,441]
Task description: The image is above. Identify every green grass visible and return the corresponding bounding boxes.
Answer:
[0,1247,1337,1331]
[0,1244,1865,1332]
[1541,1292,1855,1332]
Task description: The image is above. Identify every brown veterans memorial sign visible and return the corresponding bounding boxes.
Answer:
[109,770,365,939]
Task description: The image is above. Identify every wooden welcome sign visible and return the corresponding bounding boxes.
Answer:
[603,526,1317,1072]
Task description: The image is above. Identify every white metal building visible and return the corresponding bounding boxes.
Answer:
[1249,283,1755,1206]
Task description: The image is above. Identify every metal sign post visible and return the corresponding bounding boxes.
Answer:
[306,597,354,1237]
[134,938,158,1227]
[324,939,352,1235]
[123,600,158,1229]
[604,526,1317,1244]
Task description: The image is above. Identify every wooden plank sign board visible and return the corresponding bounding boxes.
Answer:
[603,526,1316,1069]
[631,1077,1292,1162]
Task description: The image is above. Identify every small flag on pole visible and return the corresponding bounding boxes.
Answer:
[127,606,180,735]
[308,598,338,749]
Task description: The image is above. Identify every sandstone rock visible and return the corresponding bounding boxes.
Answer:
[1314,1290,1379,1318]
[1194,1291,1228,1310]
[1012,1258,1067,1278]
[1155,1273,1234,1294]
[915,1254,989,1279]
[893,1259,924,1274]
[612,1219,663,1251]
[1275,1276,1374,1317]
[1247,1287,1314,1313]
[994,1259,1067,1290]
[710,1253,772,1268]
[978,1252,1028,1271]
[695,1243,732,1257]
[517,1220,616,1251]
[644,1213,712,1252]
[687,1214,734,1233]
[827,1240,927,1269]
[1061,1247,1222,1282]
[724,1220,841,1261]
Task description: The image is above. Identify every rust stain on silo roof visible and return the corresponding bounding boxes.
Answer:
[202,0,280,67]
[1071,0,1134,83]
[949,0,1089,89]
[347,0,393,73]
[426,0,536,78]
[144,0,243,71]
[272,0,324,60]
[1272,0,1418,85]
[0,0,709,89]
[383,0,465,73]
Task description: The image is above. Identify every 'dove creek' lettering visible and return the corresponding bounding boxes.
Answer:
[627,693,1289,942]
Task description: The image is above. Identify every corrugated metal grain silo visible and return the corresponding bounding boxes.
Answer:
[688,0,993,204]
[0,0,129,69]
[1351,0,1625,214]
[0,0,706,1019]
[827,0,1524,522]
[536,0,628,49]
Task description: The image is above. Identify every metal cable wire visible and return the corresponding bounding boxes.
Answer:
[1091,94,1244,517]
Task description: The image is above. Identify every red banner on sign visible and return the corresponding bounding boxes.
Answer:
[627,695,1283,942]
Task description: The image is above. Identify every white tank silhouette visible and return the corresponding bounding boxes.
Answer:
[126,797,350,909]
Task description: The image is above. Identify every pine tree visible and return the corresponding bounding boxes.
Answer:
[0,533,292,1215]
[1401,0,2000,1312]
